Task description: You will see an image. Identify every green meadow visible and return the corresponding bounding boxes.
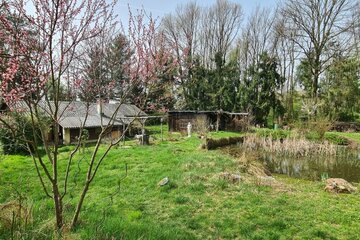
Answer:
[1,126,360,239]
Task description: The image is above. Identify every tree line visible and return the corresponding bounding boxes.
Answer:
[77,0,360,125]
[2,0,360,124]
[168,0,360,124]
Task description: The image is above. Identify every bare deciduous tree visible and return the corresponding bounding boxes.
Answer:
[273,14,300,120]
[281,0,356,101]
[239,6,277,66]
[162,2,200,106]
[201,0,243,66]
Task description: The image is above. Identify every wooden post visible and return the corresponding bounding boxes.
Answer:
[122,124,125,146]
[160,118,163,142]
[216,112,220,132]
[141,117,147,145]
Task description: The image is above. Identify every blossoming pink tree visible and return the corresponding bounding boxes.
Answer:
[126,6,177,112]
[0,0,175,233]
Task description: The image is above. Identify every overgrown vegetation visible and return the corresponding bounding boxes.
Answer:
[244,135,339,157]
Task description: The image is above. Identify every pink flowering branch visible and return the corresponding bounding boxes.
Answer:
[126,5,178,110]
[0,0,118,232]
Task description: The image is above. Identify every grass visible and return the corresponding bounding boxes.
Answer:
[1,126,360,239]
[329,132,360,144]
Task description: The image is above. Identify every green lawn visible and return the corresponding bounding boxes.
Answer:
[1,127,360,239]
[329,132,360,144]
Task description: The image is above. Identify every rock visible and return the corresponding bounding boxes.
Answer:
[219,172,241,183]
[324,178,357,193]
[258,176,275,182]
[257,176,276,186]
[158,177,169,186]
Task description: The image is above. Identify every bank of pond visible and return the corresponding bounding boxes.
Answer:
[214,133,360,183]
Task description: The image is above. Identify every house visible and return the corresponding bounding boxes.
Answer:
[168,110,249,132]
[1,100,147,145]
[57,101,147,144]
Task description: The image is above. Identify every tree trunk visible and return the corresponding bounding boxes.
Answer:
[52,183,63,230]
[70,181,90,229]
[52,120,63,231]
[313,74,318,101]
[312,56,321,106]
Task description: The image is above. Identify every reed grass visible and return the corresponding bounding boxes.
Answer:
[243,135,340,157]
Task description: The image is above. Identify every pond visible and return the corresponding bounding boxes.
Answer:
[226,146,360,183]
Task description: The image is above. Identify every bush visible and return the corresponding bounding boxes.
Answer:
[338,112,356,122]
[0,113,44,155]
[255,129,290,139]
[309,119,333,140]
[293,117,333,141]
[204,137,244,150]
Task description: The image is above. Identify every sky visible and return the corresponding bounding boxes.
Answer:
[115,0,278,24]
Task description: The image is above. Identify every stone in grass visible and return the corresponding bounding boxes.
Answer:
[257,176,276,186]
[158,177,169,186]
[324,178,358,194]
[219,172,241,183]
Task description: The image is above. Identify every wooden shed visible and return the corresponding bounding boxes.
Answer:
[168,110,249,132]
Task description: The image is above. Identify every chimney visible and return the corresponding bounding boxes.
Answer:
[96,98,103,115]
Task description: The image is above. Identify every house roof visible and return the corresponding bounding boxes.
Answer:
[8,100,147,129]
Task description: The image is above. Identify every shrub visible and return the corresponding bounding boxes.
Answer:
[194,117,210,137]
[292,117,334,141]
[204,137,244,150]
[309,118,333,140]
[0,113,44,155]
[255,129,290,139]
[338,112,356,122]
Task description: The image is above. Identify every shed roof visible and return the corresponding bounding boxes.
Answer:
[168,110,249,116]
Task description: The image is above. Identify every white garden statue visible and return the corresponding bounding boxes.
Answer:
[187,122,192,138]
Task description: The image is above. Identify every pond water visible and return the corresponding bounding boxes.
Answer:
[227,146,360,183]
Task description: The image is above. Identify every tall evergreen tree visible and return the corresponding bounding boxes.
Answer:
[105,34,132,99]
[79,34,132,102]
[243,52,284,124]
[296,52,316,98]
[183,57,210,110]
